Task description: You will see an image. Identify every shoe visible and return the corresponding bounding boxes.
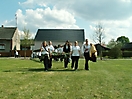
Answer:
[74,69,77,71]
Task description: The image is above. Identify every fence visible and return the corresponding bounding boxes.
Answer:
[0,50,32,57]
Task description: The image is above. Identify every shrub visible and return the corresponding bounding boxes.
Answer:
[109,47,122,58]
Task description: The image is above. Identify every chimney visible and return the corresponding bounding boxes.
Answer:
[1,25,4,27]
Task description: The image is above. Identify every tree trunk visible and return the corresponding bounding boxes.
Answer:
[24,47,26,59]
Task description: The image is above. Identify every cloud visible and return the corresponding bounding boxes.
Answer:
[3,7,78,38]
[19,0,132,20]
[3,0,132,43]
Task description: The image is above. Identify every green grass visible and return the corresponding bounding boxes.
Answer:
[0,58,132,99]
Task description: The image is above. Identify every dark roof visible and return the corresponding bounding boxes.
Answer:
[35,29,85,42]
[0,27,17,39]
[121,42,132,50]
[95,44,111,50]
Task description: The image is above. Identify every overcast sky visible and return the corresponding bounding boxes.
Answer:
[0,0,132,44]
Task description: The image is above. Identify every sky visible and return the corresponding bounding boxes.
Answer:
[0,0,132,44]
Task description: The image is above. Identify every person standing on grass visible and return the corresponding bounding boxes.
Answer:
[41,41,50,71]
[71,41,80,71]
[63,40,71,69]
[15,50,19,58]
[81,39,91,70]
[57,44,63,62]
[48,41,54,69]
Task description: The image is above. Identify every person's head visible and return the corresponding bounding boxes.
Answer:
[85,39,88,44]
[65,40,69,45]
[58,44,61,48]
[42,41,47,47]
[74,41,78,46]
[90,43,93,46]
[49,41,52,45]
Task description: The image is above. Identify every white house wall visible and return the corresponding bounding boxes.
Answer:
[12,28,20,50]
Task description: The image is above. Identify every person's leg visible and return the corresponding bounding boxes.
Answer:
[64,57,69,68]
[71,56,75,69]
[44,56,49,71]
[85,58,88,70]
[87,52,91,70]
[48,57,52,68]
[84,53,89,70]
[75,56,79,70]
[64,58,67,68]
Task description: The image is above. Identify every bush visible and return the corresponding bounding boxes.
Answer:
[109,47,122,58]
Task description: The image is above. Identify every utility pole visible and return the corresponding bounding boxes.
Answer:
[15,14,17,27]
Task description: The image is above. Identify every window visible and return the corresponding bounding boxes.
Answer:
[0,44,5,49]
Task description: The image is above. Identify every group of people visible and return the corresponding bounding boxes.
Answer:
[40,39,97,71]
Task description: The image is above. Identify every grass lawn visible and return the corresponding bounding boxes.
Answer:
[0,58,132,99]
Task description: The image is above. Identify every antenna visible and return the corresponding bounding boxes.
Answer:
[15,14,17,27]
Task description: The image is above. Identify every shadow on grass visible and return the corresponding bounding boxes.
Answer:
[31,58,42,63]
[3,68,85,73]
[28,68,84,72]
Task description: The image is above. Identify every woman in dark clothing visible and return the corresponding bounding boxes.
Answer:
[40,41,50,71]
[63,40,71,69]
[82,39,91,70]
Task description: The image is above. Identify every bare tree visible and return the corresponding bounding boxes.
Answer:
[93,22,105,60]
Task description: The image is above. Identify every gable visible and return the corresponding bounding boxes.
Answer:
[95,44,111,51]
[0,27,17,39]
[35,29,85,42]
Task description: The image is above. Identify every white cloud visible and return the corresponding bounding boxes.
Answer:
[2,0,132,43]
[3,7,78,38]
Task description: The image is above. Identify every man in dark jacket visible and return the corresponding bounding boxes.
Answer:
[63,40,71,69]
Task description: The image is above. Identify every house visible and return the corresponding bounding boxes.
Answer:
[34,29,85,50]
[121,42,132,51]
[94,44,110,56]
[121,42,132,57]
[0,25,20,56]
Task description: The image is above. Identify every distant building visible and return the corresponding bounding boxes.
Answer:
[121,42,132,51]
[121,42,132,57]
[95,44,110,56]
[34,29,85,50]
[0,25,20,56]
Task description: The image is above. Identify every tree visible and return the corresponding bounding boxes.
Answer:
[109,46,122,59]
[93,22,105,60]
[21,28,33,58]
[107,39,117,48]
[116,36,130,46]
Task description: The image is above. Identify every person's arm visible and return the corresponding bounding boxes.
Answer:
[81,44,84,54]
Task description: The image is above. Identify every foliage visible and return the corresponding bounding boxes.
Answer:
[116,36,130,46]
[107,39,117,48]
[0,58,132,99]
[21,28,33,47]
[21,28,33,58]
[109,46,122,58]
